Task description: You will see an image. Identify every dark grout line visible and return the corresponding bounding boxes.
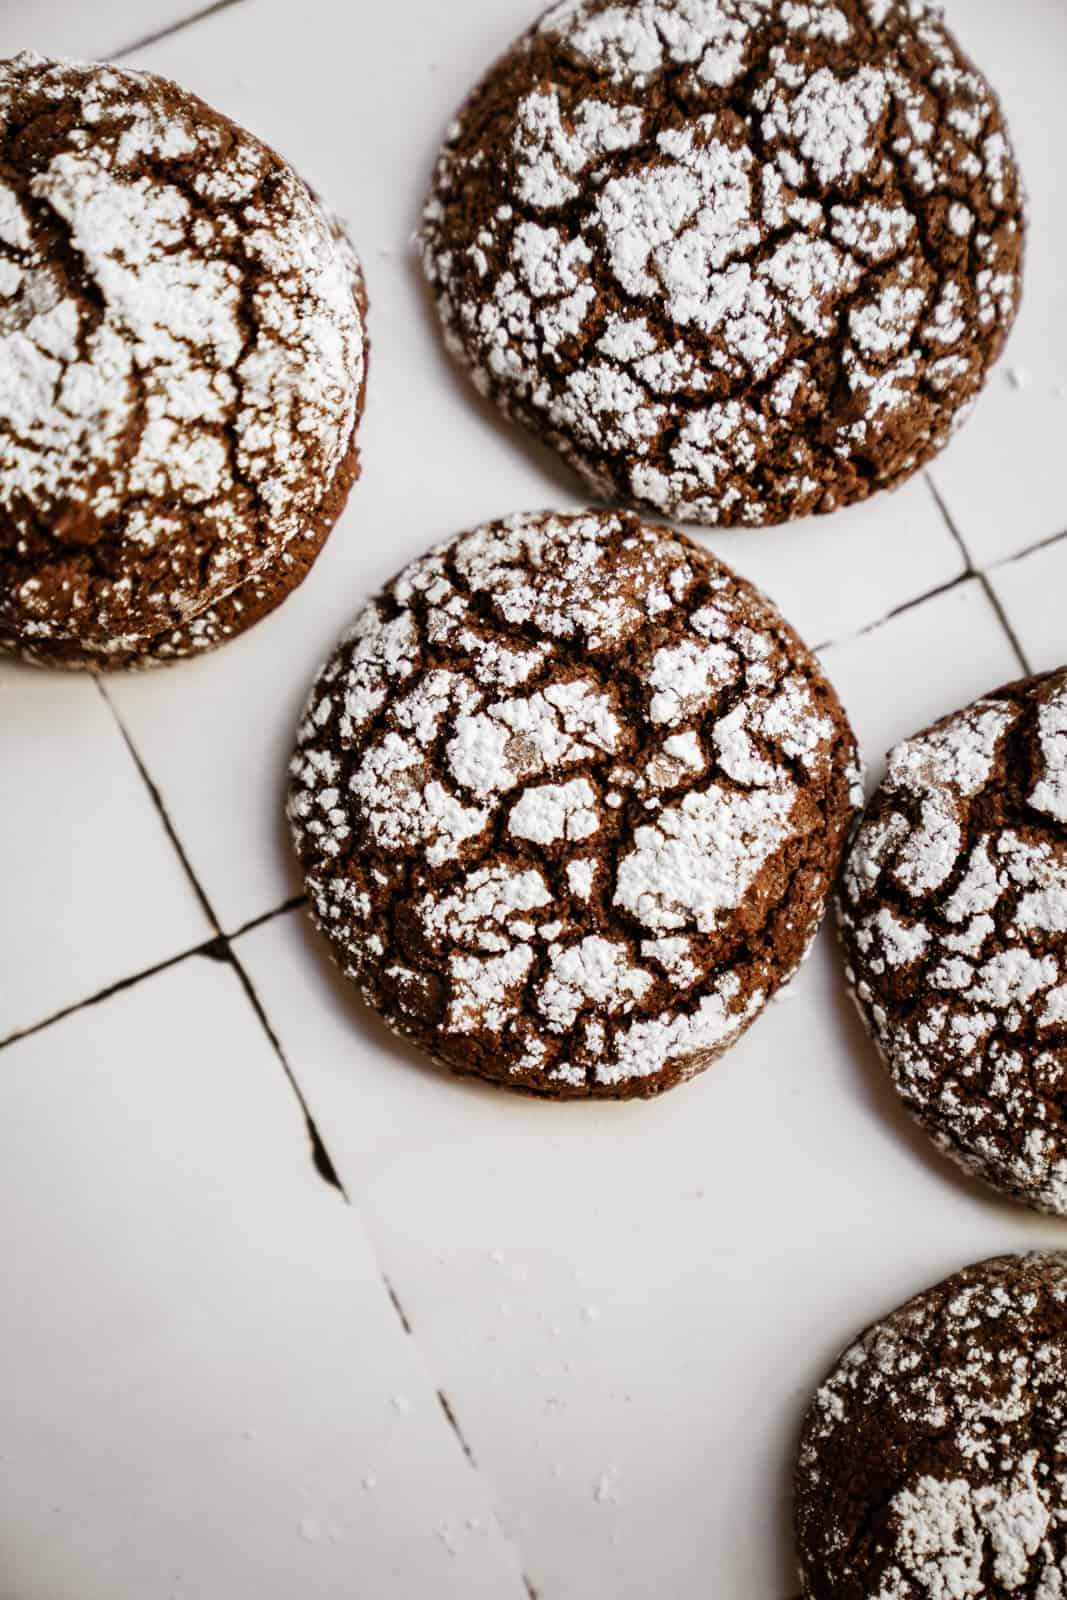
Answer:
[230,895,308,941]
[0,937,223,1053]
[94,678,222,935]
[224,944,349,1199]
[91,679,346,1199]
[815,571,971,655]
[977,572,1031,675]
[926,474,976,578]
[385,1278,414,1336]
[864,571,971,637]
[220,956,503,1531]
[84,682,526,1585]
[113,0,249,59]
[437,1390,478,1469]
[989,521,1067,573]
[925,477,1031,675]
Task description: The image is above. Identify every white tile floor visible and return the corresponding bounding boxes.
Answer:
[2,1,1066,1596]
[0,664,212,1042]
[0,957,527,1600]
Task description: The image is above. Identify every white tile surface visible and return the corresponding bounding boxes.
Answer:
[239,907,1066,1600]
[704,475,965,649]
[0,663,211,1041]
[986,534,1067,675]
[0,954,527,1600]
[927,0,1067,567]
[0,0,216,59]
[820,578,1023,792]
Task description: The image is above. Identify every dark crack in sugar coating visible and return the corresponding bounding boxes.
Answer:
[288,510,861,1098]
[421,0,1024,528]
[839,668,1067,1215]
[795,1253,1067,1600]
[0,53,368,670]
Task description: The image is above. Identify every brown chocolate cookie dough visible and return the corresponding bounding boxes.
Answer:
[839,668,1067,1214]
[795,1253,1067,1600]
[422,0,1024,528]
[0,53,368,670]
[288,509,860,1098]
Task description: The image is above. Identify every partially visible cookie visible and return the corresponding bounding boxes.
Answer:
[422,0,1024,528]
[0,53,368,670]
[288,509,860,1098]
[839,668,1067,1214]
[796,1252,1067,1600]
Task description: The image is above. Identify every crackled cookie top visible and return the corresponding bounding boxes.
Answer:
[422,0,1024,528]
[288,510,859,1097]
[796,1253,1067,1600]
[840,669,1067,1214]
[0,53,366,662]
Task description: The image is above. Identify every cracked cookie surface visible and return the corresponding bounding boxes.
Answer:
[840,668,1067,1214]
[0,52,367,670]
[289,509,860,1098]
[421,0,1024,528]
[795,1252,1067,1600]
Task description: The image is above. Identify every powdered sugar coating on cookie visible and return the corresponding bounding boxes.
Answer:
[289,510,859,1097]
[422,0,1024,527]
[840,669,1067,1214]
[796,1253,1067,1600]
[0,53,366,665]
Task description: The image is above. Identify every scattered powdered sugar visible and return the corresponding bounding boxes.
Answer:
[840,672,1067,1214]
[423,0,1022,526]
[0,53,365,657]
[798,1254,1067,1600]
[291,511,856,1092]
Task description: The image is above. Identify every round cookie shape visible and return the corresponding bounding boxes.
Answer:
[839,668,1067,1214]
[421,0,1024,528]
[288,509,860,1098]
[0,53,367,668]
[795,1252,1067,1600]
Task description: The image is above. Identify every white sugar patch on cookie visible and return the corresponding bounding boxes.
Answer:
[1031,684,1067,823]
[883,701,1018,894]
[599,977,764,1085]
[420,863,552,954]
[447,680,622,798]
[615,784,796,932]
[538,0,766,89]
[510,777,601,844]
[537,935,653,1031]
[513,87,643,209]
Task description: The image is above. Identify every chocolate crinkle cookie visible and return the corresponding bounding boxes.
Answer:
[795,1253,1067,1600]
[840,668,1067,1214]
[288,509,860,1098]
[0,53,367,670]
[422,0,1024,528]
